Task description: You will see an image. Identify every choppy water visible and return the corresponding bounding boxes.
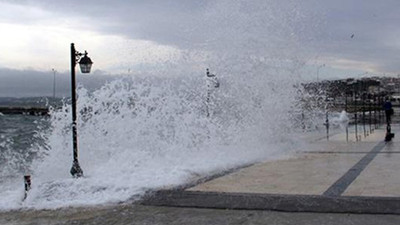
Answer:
[0,114,49,178]
[0,114,50,208]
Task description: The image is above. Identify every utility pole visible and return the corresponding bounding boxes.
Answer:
[52,68,57,99]
[317,64,325,83]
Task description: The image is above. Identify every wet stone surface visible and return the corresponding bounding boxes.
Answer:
[2,204,400,225]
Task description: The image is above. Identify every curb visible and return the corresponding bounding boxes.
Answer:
[141,190,400,214]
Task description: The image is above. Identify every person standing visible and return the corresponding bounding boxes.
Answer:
[383,98,393,124]
[383,98,394,142]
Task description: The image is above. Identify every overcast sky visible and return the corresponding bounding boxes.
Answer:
[1,0,400,97]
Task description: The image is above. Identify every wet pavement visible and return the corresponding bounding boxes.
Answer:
[185,125,400,198]
[2,124,400,224]
[145,124,400,215]
[2,204,400,225]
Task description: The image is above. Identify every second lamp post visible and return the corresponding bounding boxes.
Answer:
[70,43,93,178]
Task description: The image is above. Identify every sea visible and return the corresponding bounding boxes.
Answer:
[0,113,49,176]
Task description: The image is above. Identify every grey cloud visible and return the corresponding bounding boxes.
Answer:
[26,0,208,46]
[15,0,314,53]
[303,0,400,73]
[4,0,400,74]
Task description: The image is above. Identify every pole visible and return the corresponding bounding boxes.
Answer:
[379,96,385,125]
[206,89,210,117]
[354,86,358,141]
[361,81,366,137]
[345,89,348,142]
[317,64,325,83]
[363,99,366,138]
[206,68,210,117]
[52,69,56,99]
[70,43,83,178]
[325,111,329,141]
[369,98,372,133]
[345,89,348,112]
[374,95,377,129]
[205,68,219,117]
[378,96,381,126]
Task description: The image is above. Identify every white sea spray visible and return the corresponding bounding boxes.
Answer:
[0,0,323,209]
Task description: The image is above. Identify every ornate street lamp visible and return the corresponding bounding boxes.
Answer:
[70,43,93,178]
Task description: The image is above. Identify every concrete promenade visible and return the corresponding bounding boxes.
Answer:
[2,125,400,224]
[145,125,400,215]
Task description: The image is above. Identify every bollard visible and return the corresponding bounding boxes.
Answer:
[24,175,31,200]
[385,124,395,142]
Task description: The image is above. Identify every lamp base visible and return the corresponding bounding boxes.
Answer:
[70,161,83,178]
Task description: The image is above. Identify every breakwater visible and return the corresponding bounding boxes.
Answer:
[0,106,48,115]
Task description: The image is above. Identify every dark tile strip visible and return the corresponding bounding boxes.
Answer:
[304,151,400,154]
[141,190,400,214]
[322,141,386,197]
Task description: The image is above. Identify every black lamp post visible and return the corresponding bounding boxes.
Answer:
[70,43,93,178]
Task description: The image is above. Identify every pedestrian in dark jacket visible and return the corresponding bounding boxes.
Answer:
[383,99,393,124]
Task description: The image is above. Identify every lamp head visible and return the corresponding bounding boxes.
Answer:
[78,51,93,73]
